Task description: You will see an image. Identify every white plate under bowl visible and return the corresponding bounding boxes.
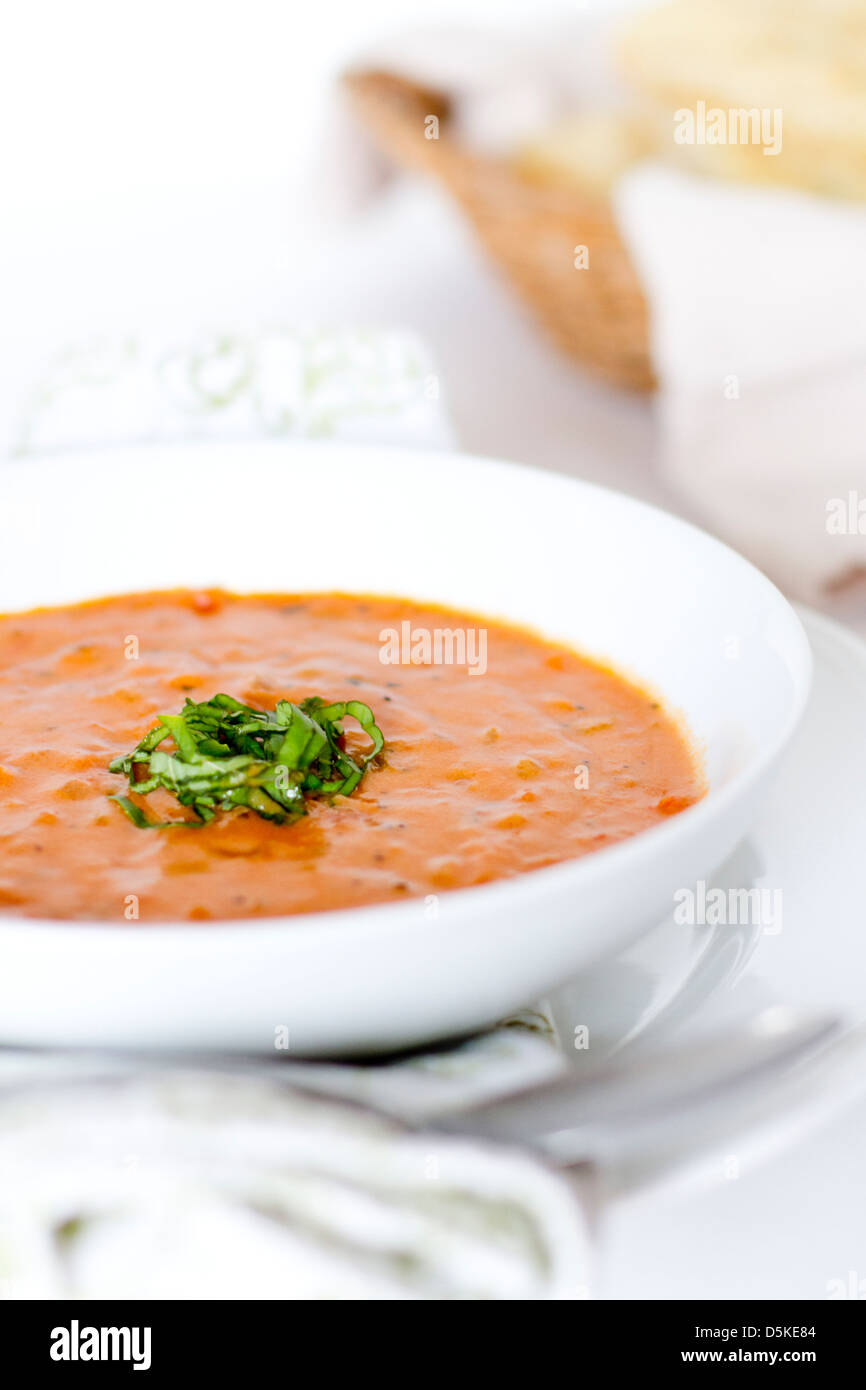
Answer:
[0,442,811,1053]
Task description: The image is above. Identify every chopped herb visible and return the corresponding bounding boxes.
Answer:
[108,693,385,828]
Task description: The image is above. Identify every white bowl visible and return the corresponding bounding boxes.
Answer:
[0,442,811,1053]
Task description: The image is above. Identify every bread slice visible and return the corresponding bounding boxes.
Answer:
[515,110,654,195]
[615,0,866,199]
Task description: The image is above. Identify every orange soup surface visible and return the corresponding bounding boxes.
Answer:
[0,591,703,922]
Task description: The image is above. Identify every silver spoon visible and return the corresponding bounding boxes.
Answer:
[432,1006,842,1164]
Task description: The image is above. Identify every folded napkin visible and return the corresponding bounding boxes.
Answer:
[6,327,453,458]
[616,166,866,600]
[0,1023,590,1301]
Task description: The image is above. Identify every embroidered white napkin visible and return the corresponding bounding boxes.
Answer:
[5,327,454,459]
[0,1063,589,1300]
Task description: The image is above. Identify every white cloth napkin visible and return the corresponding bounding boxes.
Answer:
[616,165,866,600]
[4,327,454,459]
[0,1063,589,1300]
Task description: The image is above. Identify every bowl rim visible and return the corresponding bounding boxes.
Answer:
[0,440,813,943]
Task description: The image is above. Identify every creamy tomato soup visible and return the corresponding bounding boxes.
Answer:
[0,590,703,922]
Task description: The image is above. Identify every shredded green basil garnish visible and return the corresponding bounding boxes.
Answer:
[108,693,385,828]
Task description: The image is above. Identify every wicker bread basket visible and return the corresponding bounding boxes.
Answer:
[344,70,655,392]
